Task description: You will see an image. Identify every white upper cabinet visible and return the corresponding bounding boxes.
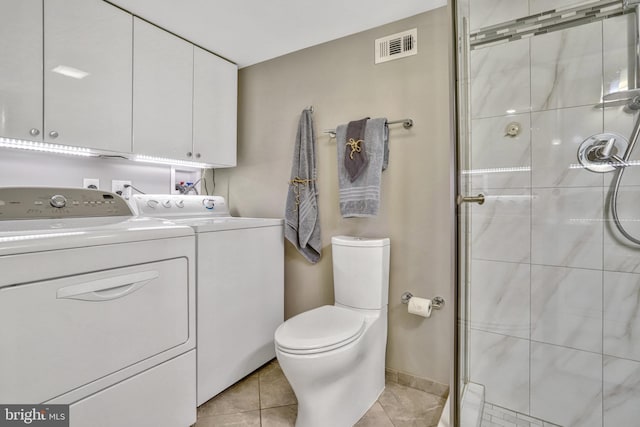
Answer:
[133,18,193,161]
[193,47,238,167]
[0,0,43,141]
[44,0,133,152]
[0,3,237,166]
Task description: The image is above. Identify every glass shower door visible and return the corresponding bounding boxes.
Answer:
[455,1,640,426]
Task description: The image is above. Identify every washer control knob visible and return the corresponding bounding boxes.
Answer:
[50,194,67,208]
[175,200,185,208]
[162,199,172,208]
[146,199,159,209]
[202,198,215,210]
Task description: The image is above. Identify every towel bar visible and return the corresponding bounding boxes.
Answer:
[324,118,413,138]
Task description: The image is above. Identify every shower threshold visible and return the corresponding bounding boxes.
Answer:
[481,402,561,427]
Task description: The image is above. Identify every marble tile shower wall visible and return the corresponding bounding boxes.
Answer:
[467,8,640,427]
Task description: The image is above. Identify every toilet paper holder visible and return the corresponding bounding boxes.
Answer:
[400,292,444,309]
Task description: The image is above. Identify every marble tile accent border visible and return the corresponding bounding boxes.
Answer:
[385,368,450,399]
[469,0,626,49]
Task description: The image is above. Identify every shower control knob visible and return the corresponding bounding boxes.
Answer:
[175,200,184,208]
[146,199,159,209]
[162,200,172,208]
[49,194,67,208]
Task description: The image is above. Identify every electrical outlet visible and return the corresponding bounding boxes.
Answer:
[111,180,132,200]
[83,178,99,189]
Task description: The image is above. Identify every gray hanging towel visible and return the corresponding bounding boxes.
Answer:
[336,118,389,217]
[284,108,322,263]
[344,117,369,181]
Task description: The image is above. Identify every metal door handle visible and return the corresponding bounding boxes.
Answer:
[457,194,485,205]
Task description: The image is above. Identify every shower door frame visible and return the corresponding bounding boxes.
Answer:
[447,1,462,426]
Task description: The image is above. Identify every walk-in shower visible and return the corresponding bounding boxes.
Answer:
[456,0,640,426]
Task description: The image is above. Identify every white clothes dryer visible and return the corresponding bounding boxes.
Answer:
[132,194,284,406]
[0,187,197,427]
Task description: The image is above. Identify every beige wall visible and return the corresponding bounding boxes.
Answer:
[211,7,453,384]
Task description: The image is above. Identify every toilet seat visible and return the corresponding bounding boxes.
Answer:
[275,305,366,355]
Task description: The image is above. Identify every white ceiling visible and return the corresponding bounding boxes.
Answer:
[108,0,447,68]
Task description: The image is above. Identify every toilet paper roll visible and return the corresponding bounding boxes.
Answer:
[408,297,432,318]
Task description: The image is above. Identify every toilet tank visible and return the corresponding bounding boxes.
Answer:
[331,236,390,310]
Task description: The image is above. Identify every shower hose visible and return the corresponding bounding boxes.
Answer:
[611,110,640,245]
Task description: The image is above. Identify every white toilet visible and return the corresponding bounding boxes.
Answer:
[275,235,390,427]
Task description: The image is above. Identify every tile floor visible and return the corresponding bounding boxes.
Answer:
[196,359,446,426]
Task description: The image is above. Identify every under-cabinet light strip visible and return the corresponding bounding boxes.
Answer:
[0,137,94,157]
[132,154,211,169]
[0,137,211,169]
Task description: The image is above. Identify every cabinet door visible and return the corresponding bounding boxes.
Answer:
[193,47,238,167]
[0,0,43,141]
[133,18,193,160]
[44,0,133,152]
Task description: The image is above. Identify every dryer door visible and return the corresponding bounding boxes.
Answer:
[0,257,189,403]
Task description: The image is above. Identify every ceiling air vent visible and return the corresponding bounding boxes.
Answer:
[375,28,418,64]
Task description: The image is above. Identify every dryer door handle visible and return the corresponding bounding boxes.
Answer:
[57,270,160,302]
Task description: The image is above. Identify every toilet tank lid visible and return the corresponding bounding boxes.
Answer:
[332,236,390,247]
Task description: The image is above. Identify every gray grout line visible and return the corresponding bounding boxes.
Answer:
[470,257,640,276]
[470,101,613,121]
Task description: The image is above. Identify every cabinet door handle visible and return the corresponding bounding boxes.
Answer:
[29,128,40,136]
[195,153,201,159]
[49,130,59,139]
[186,152,193,157]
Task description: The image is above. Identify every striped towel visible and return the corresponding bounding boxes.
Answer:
[336,118,389,217]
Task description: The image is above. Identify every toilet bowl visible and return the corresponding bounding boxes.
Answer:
[275,236,390,427]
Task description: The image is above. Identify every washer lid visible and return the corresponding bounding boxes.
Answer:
[275,305,366,353]
[0,217,193,256]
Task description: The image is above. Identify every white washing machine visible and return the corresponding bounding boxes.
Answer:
[132,194,284,406]
[0,187,197,427]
